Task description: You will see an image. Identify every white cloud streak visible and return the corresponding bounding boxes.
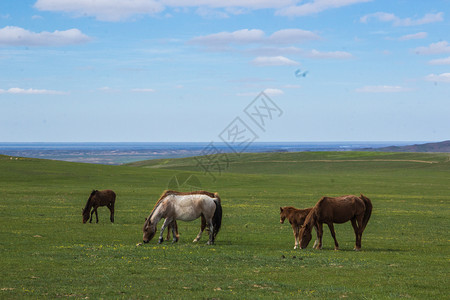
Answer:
[414,41,450,55]
[34,0,369,20]
[277,0,372,17]
[360,12,443,26]
[428,56,450,65]
[251,56,299,66]
[425,73,450,83]
[190,28,319,46]
[35,0,165,22]
[398,32,427,41]
[355,85,413,93]
[131,88,156,92]
[0,88,67,95]
[0,26,91,46]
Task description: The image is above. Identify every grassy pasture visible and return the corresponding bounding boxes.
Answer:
[0,152,449,299]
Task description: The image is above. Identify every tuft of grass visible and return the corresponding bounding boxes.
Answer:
[0,152,449,298]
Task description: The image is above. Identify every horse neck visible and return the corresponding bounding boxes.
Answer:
[304,208,317,227]
[149,199,167,225]
[83,197,93,211]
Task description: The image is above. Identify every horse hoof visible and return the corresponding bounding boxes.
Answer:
[158,238,164,244]
[294,246,298,249]
[206,241,214,245]
[354,248,361,251]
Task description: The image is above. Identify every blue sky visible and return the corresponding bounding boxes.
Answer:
[0,0,449,142]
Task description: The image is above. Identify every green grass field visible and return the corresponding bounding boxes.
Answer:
[1,152,449,299]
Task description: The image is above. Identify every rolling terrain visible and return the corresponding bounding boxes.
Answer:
[1,152,449,299]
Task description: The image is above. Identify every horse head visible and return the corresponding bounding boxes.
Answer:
[299,223,313,249]
[142,218,157,243]
[279,207,286,224]
[82,208,90,223]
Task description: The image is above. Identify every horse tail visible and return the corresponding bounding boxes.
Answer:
[214,192,221,203]
[212,199,222,238]
[360,194,372,232]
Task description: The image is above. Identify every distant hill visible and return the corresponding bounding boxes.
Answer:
[368,140,450,153]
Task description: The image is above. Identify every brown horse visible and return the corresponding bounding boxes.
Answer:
[82,190,116,223]
[280,206,318,249]
[299,194,372,251]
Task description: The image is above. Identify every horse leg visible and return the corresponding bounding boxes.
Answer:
[312,225,319,249]
[293,224,299,249]
[327,223,339,250]
[166,223,172,241]
[316,222,323,250]
[89,208,94,223]
[94,208,99,223]
[108,203,114,223]
[193,214,206,242]
[171,221,179,243]
[354,216,364,251]
[158,218,172,244]
[207,220,214,245]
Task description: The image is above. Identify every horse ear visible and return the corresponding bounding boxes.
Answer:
[280,207,283,212]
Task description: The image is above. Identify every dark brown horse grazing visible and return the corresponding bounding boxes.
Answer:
[299,194,372,251]
[82,190,116,223]
[280,206,318,249]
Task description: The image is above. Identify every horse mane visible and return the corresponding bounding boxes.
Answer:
[83,190,98,212]
[146,190,219,224]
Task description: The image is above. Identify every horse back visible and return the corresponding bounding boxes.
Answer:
[95,189,116,205]
[316,195,364,223]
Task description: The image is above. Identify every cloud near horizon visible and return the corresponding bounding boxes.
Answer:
[0,26,91,46]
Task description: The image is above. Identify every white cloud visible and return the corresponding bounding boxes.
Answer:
[263,88,284,95]
[277,0,372,17]
[190,28,318,47]
[360,12,443,26]
[425,73,450,83]
[0,88,67,95]
[131,88,156,92]
[0,26,91,46]
[34,0,297,20]
[267,29,320,44]
[190,29,265,46]
[251,56,299,66]
[306,49,353,59]
[355,85,413,93]
[247,46,353,60]
[33,0,374,20]
[35,0,165,21]
[398,32,427,41]
[428,56,450,65]
[163,0,295,9]
[414,41,450,55]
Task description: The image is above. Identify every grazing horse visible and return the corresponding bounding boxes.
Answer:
[299,194,372,251]
[82,190,116,223]
[143,190,222,245]
[280,206,318,249]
